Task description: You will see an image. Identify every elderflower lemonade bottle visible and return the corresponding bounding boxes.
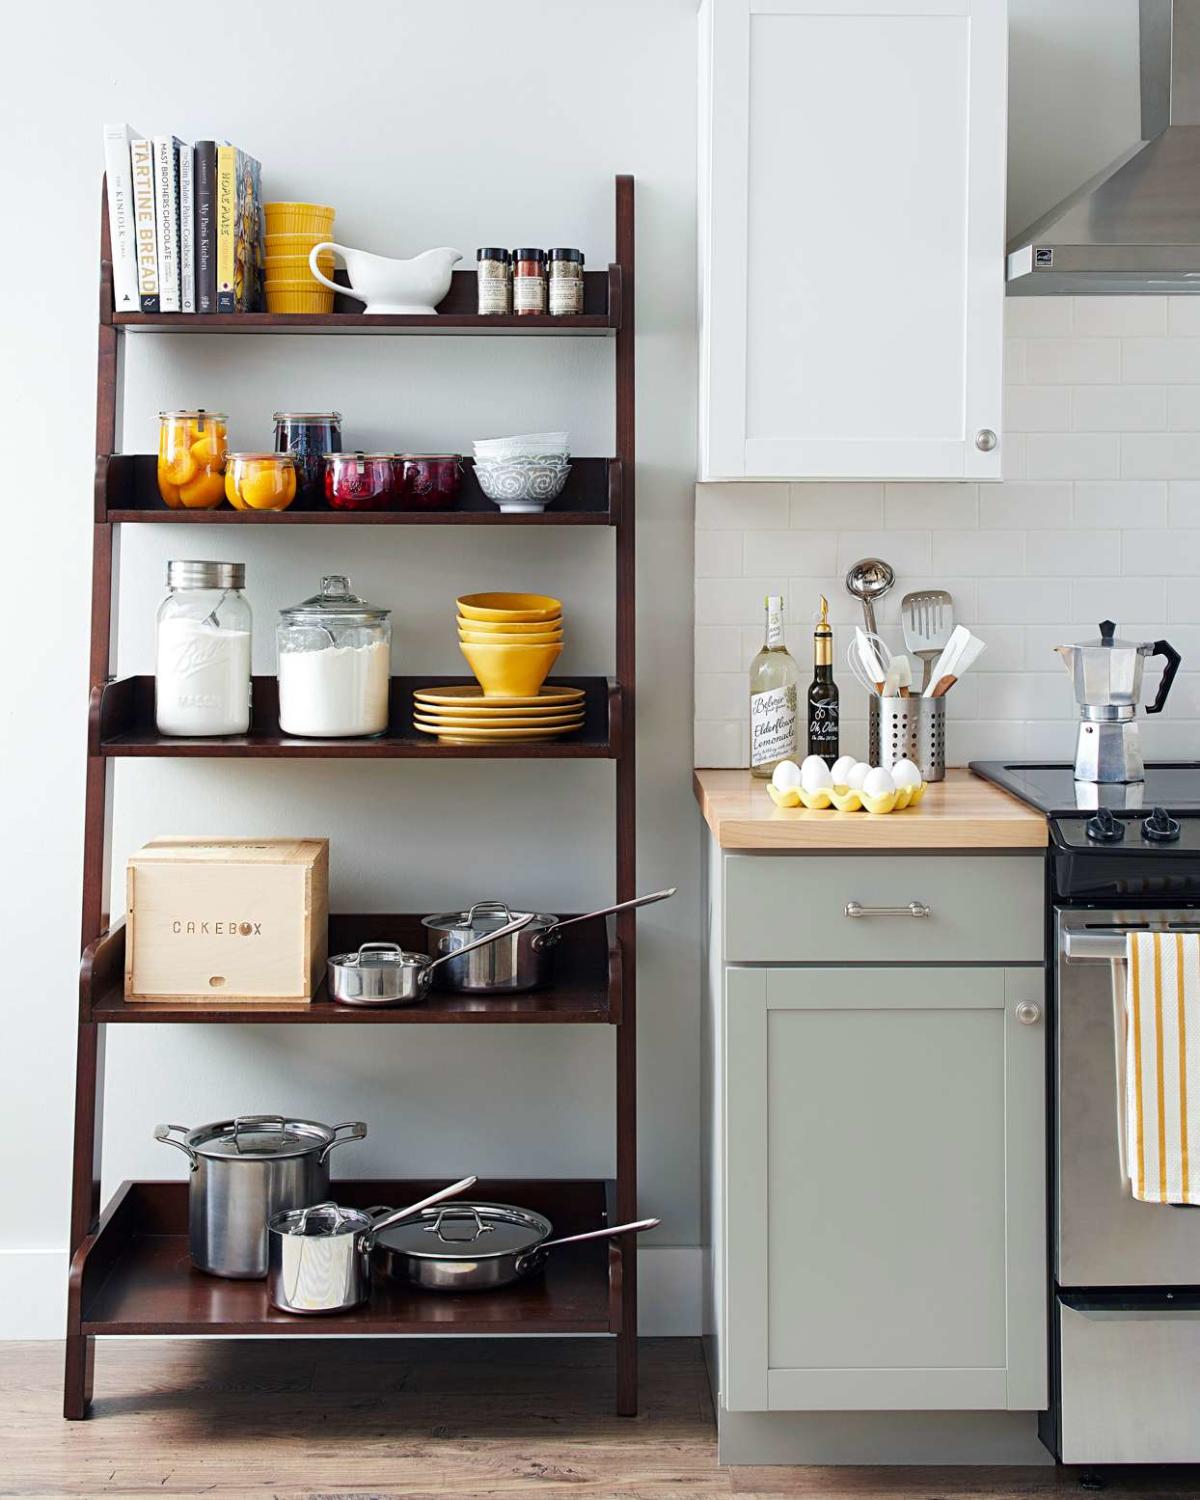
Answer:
[748,595,799,778]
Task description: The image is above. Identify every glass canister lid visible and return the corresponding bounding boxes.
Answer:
[280,575,391,623]
[159,409,228,421]
[166,560,245,590]
[188,1115,338,1160]
[273,411,343,423]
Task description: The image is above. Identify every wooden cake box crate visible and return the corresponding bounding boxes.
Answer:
[125,837,329,1002]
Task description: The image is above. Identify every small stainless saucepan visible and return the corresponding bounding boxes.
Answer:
[371,1200,661,1292]
[421,888,676,994]
[267,1175,477,1314]
[328,913,533,1006]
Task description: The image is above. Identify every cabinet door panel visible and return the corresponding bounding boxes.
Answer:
[723,966,1046,1412]
[699,0,1006,481]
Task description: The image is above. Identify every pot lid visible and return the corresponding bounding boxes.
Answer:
[188,1115,339,1160]
[422,902,556,935]
[329,943,429,971]
[270,1201,373,1236]
[1067,620,1151,653]
[373,1201,552,1260]
[280,575,390,623]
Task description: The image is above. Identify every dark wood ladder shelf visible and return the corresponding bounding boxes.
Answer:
[82,914,621,1025]
[68,173,638,1422]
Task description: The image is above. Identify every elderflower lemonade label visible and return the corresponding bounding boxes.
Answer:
[750,682,799,768]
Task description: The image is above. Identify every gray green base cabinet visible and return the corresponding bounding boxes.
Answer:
[702,834,1050,1463]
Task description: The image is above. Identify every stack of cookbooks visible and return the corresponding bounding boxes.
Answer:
[102,124,264,315]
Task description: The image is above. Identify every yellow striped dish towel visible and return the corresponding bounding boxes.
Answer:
[1126,931,1200,1205]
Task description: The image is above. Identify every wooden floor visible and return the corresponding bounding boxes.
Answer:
[4,1338,1199,1500]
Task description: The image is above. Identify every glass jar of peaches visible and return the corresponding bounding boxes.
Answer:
[157,410,228,509]
[225,453,298,512]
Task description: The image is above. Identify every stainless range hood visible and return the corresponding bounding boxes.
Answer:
[1008,0,1200,294]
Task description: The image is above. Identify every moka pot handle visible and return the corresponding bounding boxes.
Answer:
[1146,640,1182,715]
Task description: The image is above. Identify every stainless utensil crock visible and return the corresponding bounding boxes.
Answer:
[421,889,676,993]
[267,1176,476,1315]
[327,913,533,1006]
[153,1115,367,1278]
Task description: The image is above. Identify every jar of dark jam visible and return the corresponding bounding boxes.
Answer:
[323,451,398,511]
[398,454,463,511]
[274,411,342,509]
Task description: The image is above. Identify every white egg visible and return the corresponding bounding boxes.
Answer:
[845,761,871,790]
[891,757,922,788]
[830,755,857,785]
[863,765,897,798]
[771,759,803,792]
[800,755,833,792]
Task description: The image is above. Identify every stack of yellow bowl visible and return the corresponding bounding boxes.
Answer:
[264,202,336,314]
[413,592,582,744]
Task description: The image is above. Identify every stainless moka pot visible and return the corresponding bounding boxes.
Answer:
[1055,620,1181,783]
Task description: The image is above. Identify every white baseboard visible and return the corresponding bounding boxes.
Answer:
[0,1244,704,1340]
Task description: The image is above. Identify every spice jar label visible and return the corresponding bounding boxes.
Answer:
[513,276,546,313]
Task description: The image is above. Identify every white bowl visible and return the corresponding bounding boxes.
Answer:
[475,460,571,504]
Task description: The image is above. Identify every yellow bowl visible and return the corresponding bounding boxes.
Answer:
[266,251,334,275]
[456,614,562,634]
[459,628,564,645]
[265,285,335,314]
[459,641,563,698]
[264,202,335,235]
[457,592,563,623]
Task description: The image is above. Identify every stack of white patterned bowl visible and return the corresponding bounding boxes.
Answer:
[472,432,571,514]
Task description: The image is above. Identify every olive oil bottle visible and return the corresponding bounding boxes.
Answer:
[807,595,840,767]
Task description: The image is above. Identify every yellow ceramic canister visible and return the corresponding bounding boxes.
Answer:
[157,410,228,509]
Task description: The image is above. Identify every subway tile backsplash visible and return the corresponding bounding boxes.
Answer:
[694,296,1200,768]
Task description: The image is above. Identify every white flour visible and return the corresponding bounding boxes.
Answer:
[278,639,391,737]
[155,618,251,736]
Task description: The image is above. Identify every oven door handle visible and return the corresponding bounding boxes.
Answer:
[1063,927,1200,962]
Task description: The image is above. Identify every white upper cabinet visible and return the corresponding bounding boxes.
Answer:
[698,0,1008,482]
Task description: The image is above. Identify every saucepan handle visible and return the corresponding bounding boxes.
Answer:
[1146,639,1182,714]
[153,1123,198,1171]
[365,1176,478,1243]
[514,1217,661,1273]
[534,889,676,951]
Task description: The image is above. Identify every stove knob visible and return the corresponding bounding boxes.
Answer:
[1142,807,1181,843]
[1085,808,1125,843]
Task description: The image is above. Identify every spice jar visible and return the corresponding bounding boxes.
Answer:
[547,249,585,316]
[512,248,546,316]
[274,412,342,508]
[476,248,511,315]
[155,560,251,737]
[397,454,463,511]
[157,410,228,509]
[225,453,298,512]
[323,452,399,512]
[277,575,391,739]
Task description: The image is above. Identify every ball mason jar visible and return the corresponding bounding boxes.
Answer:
[276,576,392,738]
[155,560,251,737]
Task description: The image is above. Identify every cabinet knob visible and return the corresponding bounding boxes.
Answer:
[1016,1001,1041,1025]
[975,428,998,452]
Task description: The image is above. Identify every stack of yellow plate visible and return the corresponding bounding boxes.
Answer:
[456,593,564,698]
[413,685,585,744]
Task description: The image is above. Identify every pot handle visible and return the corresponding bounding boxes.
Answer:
[534,889,676,951]
[1146,639,1182,714]
[423,912,534,980]
[514,1217,661,1272]
[365,1175,478,1244]
[307,243,351,298]
[318,1120,368,1164]
[153,1123,198,1172]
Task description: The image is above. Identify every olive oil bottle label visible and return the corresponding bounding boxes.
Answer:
[808,700,839,761]
[750,684,798,768]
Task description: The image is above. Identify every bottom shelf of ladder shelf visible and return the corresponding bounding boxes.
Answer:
[73,1179,622,1336]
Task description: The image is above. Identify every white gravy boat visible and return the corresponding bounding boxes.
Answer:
[308,243,463,315]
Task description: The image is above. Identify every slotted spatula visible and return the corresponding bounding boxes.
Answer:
[902,590,955,694]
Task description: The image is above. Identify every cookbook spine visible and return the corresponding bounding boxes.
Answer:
[243,152,264,312]
[101,124,141,313]
[215,144,238,313]
[130,136,159,312]
[194,140,217,313]
[152,135,182,313]
[178,144,195,313]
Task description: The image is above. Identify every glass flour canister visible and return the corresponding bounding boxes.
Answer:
[155,560,252,737]
[274,411,342,508]
[277,576,392,738]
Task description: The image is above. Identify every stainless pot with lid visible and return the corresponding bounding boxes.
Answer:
[421,888,675,994]
[267,1176,476,1315]
[328,912,533,1006]
[153,1114,367,1278]
[371,1200,661,1291]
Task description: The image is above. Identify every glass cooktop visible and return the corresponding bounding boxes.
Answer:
[970,762,1200,815]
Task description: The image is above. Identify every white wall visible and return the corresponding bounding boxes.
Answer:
[0,0,698,1337]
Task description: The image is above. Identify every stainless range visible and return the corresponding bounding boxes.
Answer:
[974,762,1200,1465]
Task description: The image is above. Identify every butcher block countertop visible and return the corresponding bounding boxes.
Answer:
[694,768,1048,850]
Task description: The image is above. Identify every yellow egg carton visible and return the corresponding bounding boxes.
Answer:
[767,781,927,815]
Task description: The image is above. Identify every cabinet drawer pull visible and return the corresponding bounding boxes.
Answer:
[844,901,930,920]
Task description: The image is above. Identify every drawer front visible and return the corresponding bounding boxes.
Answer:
[724,853,1043,964]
